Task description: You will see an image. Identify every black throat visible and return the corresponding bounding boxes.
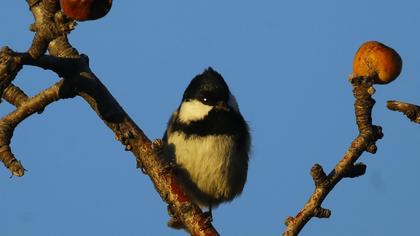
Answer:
[172,108,247,137]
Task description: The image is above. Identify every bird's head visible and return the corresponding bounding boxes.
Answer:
[178,67,239,124]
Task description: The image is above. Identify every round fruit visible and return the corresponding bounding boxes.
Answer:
[352,41,402,84]
[60,0,112,21]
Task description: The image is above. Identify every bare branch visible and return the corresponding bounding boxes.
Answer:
[47,36,220,236]
[283,76,383,236]
[2,84,29,107]
[0,80,64,176]
[310,164,327,187]
[343,162,367,178]
[0,47,23,99]
[387,100,420,123]
[0,44,73,176]
[27,0,76,59]
[0,1,221,234]
[313,207,331,219]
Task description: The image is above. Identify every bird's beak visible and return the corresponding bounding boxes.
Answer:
[215,101,230,111]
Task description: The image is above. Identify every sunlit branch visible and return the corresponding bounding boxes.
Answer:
[0,80,64,176]
[282,76,383,236]
[0,0,221,235]
[387,100,420,123]
[3,84,30,107]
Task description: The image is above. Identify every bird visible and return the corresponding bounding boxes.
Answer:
[162,67,250,226]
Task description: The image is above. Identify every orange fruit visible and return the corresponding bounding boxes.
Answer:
[352,41,402,84]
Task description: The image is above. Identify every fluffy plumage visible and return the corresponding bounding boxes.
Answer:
[163,67,250,210]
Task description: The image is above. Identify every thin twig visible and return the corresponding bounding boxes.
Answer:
[387,100,420,123]
[2,84,30,107]
[283,76,383,236]
[0,80,64,176]
[0,47,23,99]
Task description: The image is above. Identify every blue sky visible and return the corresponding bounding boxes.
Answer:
[1,1,420,235]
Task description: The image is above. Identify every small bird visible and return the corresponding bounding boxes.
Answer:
[163,67,250,225]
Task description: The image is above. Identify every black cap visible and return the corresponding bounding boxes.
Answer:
[182,67,230,105]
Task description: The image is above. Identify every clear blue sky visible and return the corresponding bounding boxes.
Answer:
[1,1,420,235]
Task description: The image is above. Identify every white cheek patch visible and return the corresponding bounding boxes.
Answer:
[178,100,213,124]
[228,93,240,112]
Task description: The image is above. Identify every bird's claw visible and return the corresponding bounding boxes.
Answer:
[202,210,213,225]
[152,139,164,154]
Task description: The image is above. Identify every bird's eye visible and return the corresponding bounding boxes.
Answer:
[202,98,207,102]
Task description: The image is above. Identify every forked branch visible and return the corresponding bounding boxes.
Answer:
[282,76,383,236]
[0,1,219,235]
[283,40,402,235]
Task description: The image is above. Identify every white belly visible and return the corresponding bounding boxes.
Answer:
[167,131,237,202]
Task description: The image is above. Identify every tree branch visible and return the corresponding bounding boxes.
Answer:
[0,1,220,235]
[0,80,64,176]
[282,76,383,236]
[0,47,23,99]
[3,84,30,107]
[27,0,76,59]
[48,37,220,236]
[387,100,420,123]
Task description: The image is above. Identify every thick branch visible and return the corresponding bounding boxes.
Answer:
[27,0,76,59]
[13,51,84,78]
[387,100,420,123]
[283,76,383,236]
[50,36,219,236]
[0,1,219,234]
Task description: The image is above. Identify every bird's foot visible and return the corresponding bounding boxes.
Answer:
[202,210,213,224]
[152,139,164,156]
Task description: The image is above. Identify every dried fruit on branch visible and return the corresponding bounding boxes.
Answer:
[60,0,112,21]
[352,41,402,84]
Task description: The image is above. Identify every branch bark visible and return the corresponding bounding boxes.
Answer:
[0,1,219,235]
[0,80,64,176]
[3,84,30,107]
[387,100,420,123]
[282,76,383,236]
